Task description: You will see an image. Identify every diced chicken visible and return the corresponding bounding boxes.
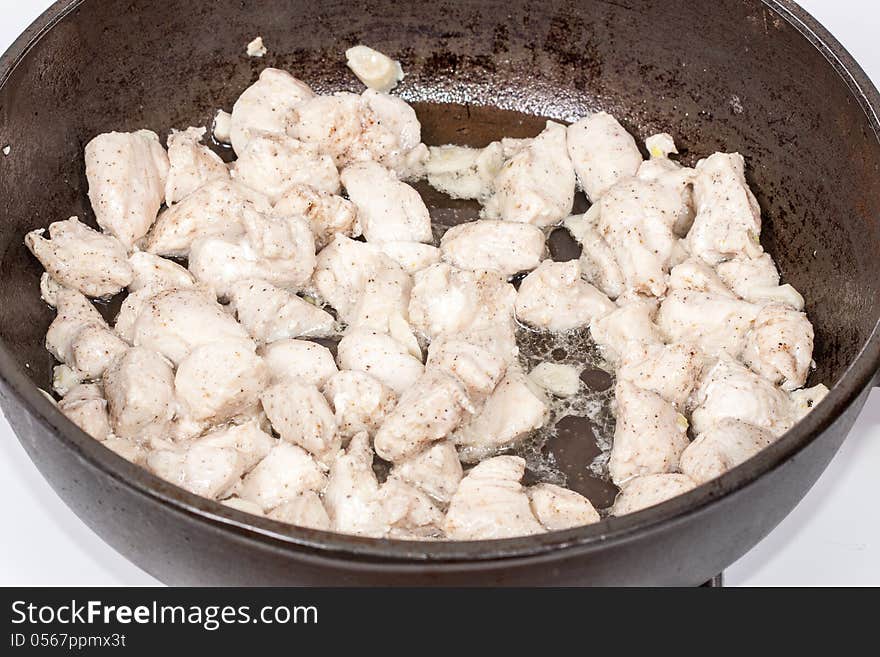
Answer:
[268,491,331,530]
[637,134,695,236]
[790,384,830,422]
[321,370,397,438]
[374,241,440,275]
[164,126,229,205]
[424,142,505,201]
[228,280,335,343]
[261,381,340,461]
[610,473,697,516]
[564,213,626,299]
[608,381,690,485]
[84,130,169,248]
[25,217,133,298]
[197,421,275,471]
[515,259,615,331]
[336,329,424,395]
[374,371,472,463]
[440,220,545,278]
[145,179,271,258]
[103,347,175,440]
[102,435,147,464]
[567,112,642,201]
[742,303,814,391]
[528,362,582,398]
[687,152,763,264]
[238,442,327,512]
[390,440,463,504]
[617,343,702,407]
[323,432,388,537]
[590,295,663,363]
[272,183,360,249]
[444,456,544,540]
[360,90,427,178]
[454,365,547,463]
[716,254,805,310]
[690,357,794,436]
[680,418,776,484]
[229,68,315,155]
[261,339,338,386]
[656,289,760,359]
[345,45,404,92]
[131,288,250,365]
[347,256,413,335]
[483,121,575,226]
[233,132,339,203]
[379,478,445,539]
[426,334,508,397]
[222,497,264,516]
[127,251,196,293]
[667,258,735,297]
[528,483,600,530]
[58,383,112,441]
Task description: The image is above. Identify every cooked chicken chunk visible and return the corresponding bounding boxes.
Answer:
[222,497,264,516]
[590,295,663,363]
[336,329,424,395]
[528,483,600,530]
[667,258,735,297]
[261,381,340,461]
[687,152,763,264]
[84,130,169,248]
[261,339,338,386]
[229,67,315,155]
[564,213,626,299]
[127,251,196,293]
[608,381,690,485]
[272,183,360,249]
[323,432,388,537]
[680,418,776,484]
[567,112,642,201]
[374,371,472,462]
[238,442,327,512]
[164,126,229,205]
[440,219,545,278]
[374,241,441,274]
[347,255,413,335]
[321,370,397,438]
[610,473,697,516]
[742,303,814,390]
[617,343,701,407]
[637,134,695,236]
[25,217,133,298]
[790,384,830,422]
[345,45,404,92]
[716,254,805,310]
[444,456,544,540]
[103,347,175,440]
[424,142,505,201]
[228,280,335,344]
[268,491,331,530]
[378,478,445,539]
[390,440,463,504]
[426,333,508,397]
[515,259,615,331]
[58,383,112,441]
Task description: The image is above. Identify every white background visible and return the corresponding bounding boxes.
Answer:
[0,0,878,586]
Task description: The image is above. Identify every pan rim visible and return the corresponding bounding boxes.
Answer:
[1,0,878,566]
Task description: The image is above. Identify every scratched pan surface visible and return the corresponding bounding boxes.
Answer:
[1,0,879,585]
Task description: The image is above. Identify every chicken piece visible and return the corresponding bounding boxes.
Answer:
[164,126,229,205]
[566,111,642,201]
[25,217,133,298]
[198,421,275,470]
[590,295,663,363]
[608,381,690,485]
[440,220,545,278]
[345,45,404,92]
[656,289,760,359]
[148,442,244,499]
[175,339,266,424]
[483,121,575,226]
[228,280,335,344]
[144,179,272,258]
[127,251,196,293]
[527,362,582,398]
[742,303,814,391]
[261,339,338,386]
[688,152,763,264]
[360,89,427,179]
[233,132,340,203]
[374,241,440,275]
[268,491,331,530]
[790,384,830,422]
[527,483,600,530]
[103,347,175,441]
[84,130,169,248]
[261,381,340,461]
[57,383,112,442]
[690,357,794,437]
[44,286,129,381]
[597,179,683,296]
[454,365,548,463]
[336,329,424,395]
[188,210,317,299]
[321,370,397,438]
[272,183,360,249]
[374,371,472,463]
[238,442,327,512]
[347,255,414,334]
[563,213,626,299]
[716,254,805,310]
[637,134,695,236]
[610,473,697,516]
[424,142,505,201]
[667,258,735,297]
[229,67,315,155]
[378,478,445,539]
[680,418,776,484]
[323,432,388,537]
[444,456,544,540]
[617,343,701,407]
[515,260,615,331]
[222,497,264,516]
[340,161,431,243]
[131,288,250,364]
[426,333,508,397]
[102,435,147,464]
[390,440,463,504]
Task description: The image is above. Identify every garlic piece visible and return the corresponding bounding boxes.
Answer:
[345,45,404,92]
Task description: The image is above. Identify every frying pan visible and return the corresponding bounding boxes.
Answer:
[0,0,878,586]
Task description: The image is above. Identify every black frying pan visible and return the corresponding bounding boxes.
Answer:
[0,0,878,585]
